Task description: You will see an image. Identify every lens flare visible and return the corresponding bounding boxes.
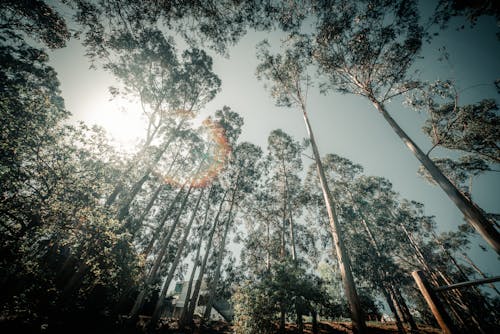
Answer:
[161,117,231,188]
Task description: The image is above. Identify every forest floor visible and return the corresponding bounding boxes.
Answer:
[0,318,442,334]
[169,320,442,334]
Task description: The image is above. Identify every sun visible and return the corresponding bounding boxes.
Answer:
[77,95,147,153]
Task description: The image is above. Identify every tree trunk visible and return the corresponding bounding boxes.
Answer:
[296,303,304,334]
[179,236,203,327]
[203,178,239,320]
[461,252,500,296]
[134,184,165,230]
[117,136,179,222]
[129,185,193,319]
[383,287,406,334]
[266,221,271,270]
[353,203,417,332]
[370,97,500,254]
[105,120,184,207]
[312,309,318,334]
[282,163,297,261]
[300,104,366,333]
[150,187,205,328]
[392,285,418,332]
[280,306,286,333]
[185,190,228,324]
[143,184,186,257]
[179,189,212,326]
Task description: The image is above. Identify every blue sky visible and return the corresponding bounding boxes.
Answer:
[48,12,500,280]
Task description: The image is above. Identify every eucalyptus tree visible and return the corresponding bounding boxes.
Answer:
[256,38,367,333]
[66,0,308,60]
[304,156,416,333]
[239,129,313,332]
[203,142,264,320]
[103,29,221,210]
[310,0,499,253]
[266,129,304,261]
[149,186,210,328]
[183,183,228,325]
[406,80,500,197]
[177,107,244,325]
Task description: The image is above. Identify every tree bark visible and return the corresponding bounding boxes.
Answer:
[370,97,500,254]
[129,185,193,319]
[185,190,228,324]
[143,184,186,257]
[134,184,165,230]
[179,235,203,327]
[300,104,366,333]
[150,187,205,328]
[203,177,239,320]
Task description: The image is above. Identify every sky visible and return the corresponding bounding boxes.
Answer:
[48,11,500,280]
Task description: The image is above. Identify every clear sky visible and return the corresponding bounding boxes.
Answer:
[48,12,500,278]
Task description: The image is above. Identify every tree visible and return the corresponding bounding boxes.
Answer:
[203,142,264,320]
[233,260,326,334]
[256,38,367,333]
[311,0,500,253]
[406,80,500,197]
[0,0,70,49]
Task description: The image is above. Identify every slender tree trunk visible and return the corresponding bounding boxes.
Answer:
[203,177,239,320]
[179,190,212,327]
[312,309,318,334]
[281,218,286,258]
[392,285,418,332]
[300,104,366,333]
[282,163,297,261]
[352,199,417,332]
[150,188,205,328]
[186,190,228,324]
[106,120,185,207]
[179,237,203,327]
[383,287,406,334]
[134,184,165,229]
[370,97,500,254]
[280,306,286,333]
[431,232,496,313]
[117,136,180,222]
[266,221,271,270]
[143,184,186,257]
[289,217,297,261]
[355,216,407,333]
[461,252,500,296]
[296,302,304,334]
[129,185,193,319]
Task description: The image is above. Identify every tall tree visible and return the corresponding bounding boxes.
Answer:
[311,0,500,253]
[256,38,367,333]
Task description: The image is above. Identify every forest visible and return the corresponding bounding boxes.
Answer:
[1,1,499,333]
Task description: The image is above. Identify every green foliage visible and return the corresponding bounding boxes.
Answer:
[232,279,277,334]
[232,260,327,334]
[0,0,70,48]
[313,0,423,100]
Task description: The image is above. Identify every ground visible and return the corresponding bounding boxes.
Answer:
[176,320,442,334]
[0,317,442,333]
